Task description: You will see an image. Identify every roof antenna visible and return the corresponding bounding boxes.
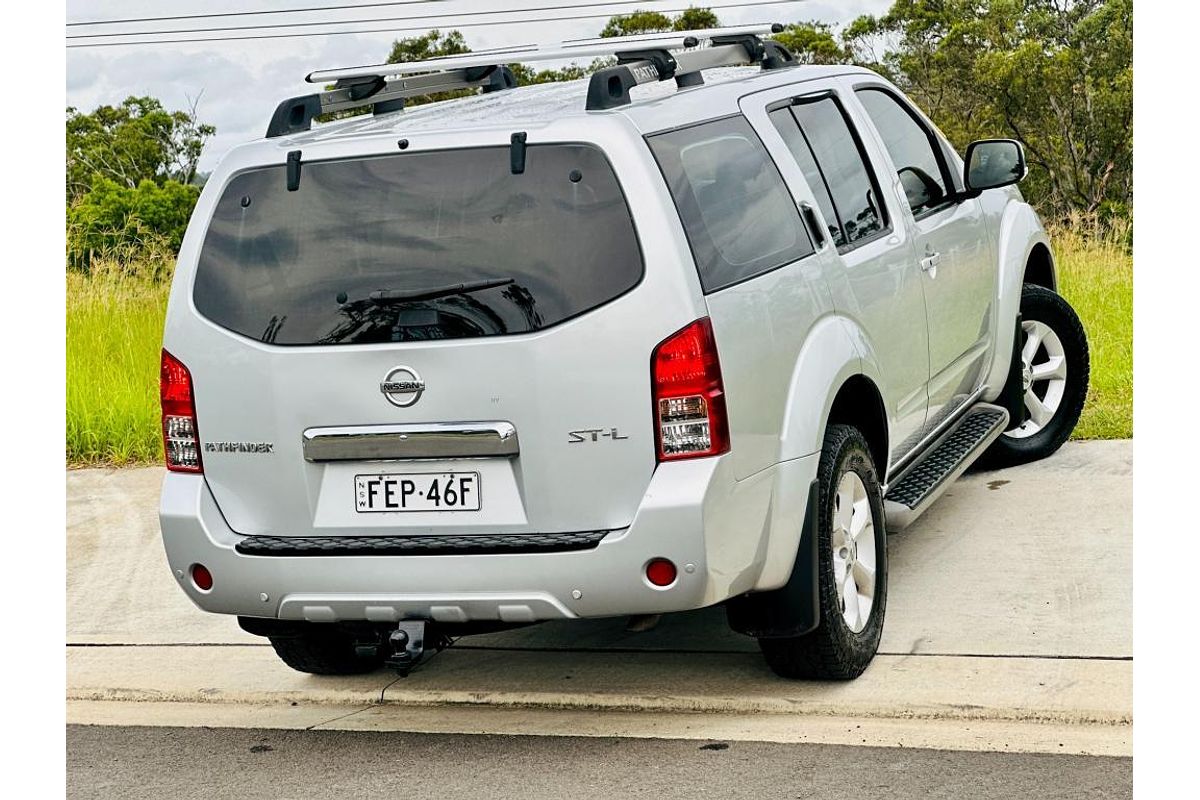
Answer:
[510,132,527,175]
[287,150,302,191]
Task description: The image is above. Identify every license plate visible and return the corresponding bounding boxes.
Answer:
[354,472,481,513]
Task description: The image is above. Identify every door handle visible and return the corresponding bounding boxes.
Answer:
[920,251,942,273]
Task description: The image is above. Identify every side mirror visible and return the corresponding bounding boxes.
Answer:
[964,139,1026,192]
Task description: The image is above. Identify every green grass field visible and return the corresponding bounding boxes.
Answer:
[64,229,1133,466]
[66,272,169,466]
[1051,221,1133,439]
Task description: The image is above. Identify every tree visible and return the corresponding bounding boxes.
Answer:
[66,95,215,203]
[67,177,200,269]
[508,59,613,86]
[773,22,849,65]
[386,29,474,106]
[673,7,720,31]
[600,10,674,37]
[843,0,1132,220]
[601,7,721,37]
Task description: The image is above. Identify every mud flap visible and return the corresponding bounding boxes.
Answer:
[725,480,821,638]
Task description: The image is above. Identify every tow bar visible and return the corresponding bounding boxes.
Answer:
[381,621,449,677]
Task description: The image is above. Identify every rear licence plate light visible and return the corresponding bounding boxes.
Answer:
[651,318,729,461]
[161,350,202,473]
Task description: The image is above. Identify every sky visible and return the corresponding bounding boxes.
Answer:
[66,0,891,173]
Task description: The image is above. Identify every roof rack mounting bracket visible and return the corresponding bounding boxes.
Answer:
[616,48,679,80]
[336,75,387,101]
[585,66,641,110]
[374,97,405,115]
[266,94,320,138]
[470,64,519,93]
[584,27,795,110]
[709,33,797,71]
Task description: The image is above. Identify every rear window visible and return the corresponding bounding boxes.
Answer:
[193,144,643,345]
[647,115,813,292]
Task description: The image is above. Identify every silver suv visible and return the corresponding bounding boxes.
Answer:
[159,27,1089,680]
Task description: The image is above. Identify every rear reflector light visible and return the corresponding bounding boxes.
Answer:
[191,563,213,591]
[645,558,677,587]
[651,318,729,461]
[161,350,202,473]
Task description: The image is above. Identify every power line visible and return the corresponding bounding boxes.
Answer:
[67,1,446,28]
[67,0,797,40]
[66,0,802,48]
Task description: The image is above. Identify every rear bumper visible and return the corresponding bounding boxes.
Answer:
[159,452,819,624]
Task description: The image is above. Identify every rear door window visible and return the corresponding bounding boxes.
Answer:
[774,95,888,250]
[648,115,814,292]
[193,144,643,345]
[768,106,842,248]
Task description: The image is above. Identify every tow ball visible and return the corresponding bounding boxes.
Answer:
[358,621,447,677]
[352,621,450,676]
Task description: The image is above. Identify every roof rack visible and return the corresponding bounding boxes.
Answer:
[266,23,796,139]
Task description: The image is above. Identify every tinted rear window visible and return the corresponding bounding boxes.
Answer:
[647,115,813,293]
[193,144,643,345]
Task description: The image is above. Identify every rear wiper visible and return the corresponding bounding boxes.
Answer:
[367,278,515,305]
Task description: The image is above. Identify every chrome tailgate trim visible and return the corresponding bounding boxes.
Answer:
[303,422,519,462]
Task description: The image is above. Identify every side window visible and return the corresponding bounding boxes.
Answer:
[768,107,842,247]
[648,115,814,292]
[771,95,887,249]
[855,88,953,215]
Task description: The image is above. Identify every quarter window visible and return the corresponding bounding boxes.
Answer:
[648,115,814,292]
[769,96,887,249]
[856,88,952,215]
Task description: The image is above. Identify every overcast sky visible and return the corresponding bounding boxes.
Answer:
[66,0,890,172]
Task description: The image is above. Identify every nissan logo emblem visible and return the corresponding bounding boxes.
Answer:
[380,366,425,407]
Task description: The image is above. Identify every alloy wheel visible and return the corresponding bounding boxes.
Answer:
[1006,319,1068,439]
[832,470,876,633]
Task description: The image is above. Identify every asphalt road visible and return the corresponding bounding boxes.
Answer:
[67,725,1131,800]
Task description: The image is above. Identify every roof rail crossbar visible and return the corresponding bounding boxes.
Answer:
[586,25,795,111]
[303,25,785,86]
[266,65,517,138]
[267,24,795,137]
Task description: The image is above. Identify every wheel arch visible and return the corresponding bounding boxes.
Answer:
[755,318,890,595]
[824,374,889,481]
[1024,242,1057,292]
[982,201,1055,402]
[777,314,870,464]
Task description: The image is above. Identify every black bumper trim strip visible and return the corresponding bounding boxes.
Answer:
[235,530,611,557]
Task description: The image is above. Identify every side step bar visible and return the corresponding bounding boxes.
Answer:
[884,404,1009,531]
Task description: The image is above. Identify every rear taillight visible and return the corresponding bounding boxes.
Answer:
[161,349,202,473]
[651,318,730,462]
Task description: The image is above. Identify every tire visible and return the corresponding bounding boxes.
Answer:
[267,624,386,675]
[758,424,888,680]
[981,284,1089,469]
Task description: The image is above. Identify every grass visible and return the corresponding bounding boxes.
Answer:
[66,270,169,466]
[1049,217,1133,439]
[63,224,1133,466]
